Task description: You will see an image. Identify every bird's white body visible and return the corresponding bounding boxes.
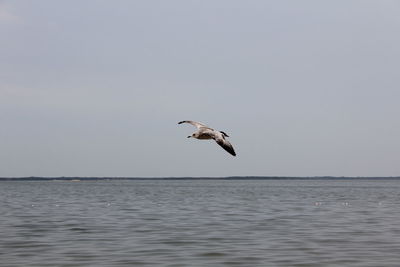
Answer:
[178,120,236,156]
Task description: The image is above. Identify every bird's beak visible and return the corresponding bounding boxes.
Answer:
[187,136,191,138]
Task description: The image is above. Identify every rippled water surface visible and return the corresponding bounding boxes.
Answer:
[1,179,400,266]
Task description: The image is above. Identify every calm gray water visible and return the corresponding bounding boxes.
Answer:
[1,180,400,266]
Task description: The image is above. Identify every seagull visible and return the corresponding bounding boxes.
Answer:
[178,120,236,156]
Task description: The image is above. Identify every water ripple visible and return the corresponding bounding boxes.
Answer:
[1,180,400,266]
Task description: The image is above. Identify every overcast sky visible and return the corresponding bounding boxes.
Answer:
[1,0,400,177]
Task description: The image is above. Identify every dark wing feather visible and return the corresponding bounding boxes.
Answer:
[215,138,236,156]
[219,131,229,137]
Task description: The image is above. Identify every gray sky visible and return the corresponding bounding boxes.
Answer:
[1,0,400,177]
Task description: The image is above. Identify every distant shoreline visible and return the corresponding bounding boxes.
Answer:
[1,176,400,181]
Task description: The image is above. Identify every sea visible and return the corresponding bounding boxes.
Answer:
[1,179,400,266]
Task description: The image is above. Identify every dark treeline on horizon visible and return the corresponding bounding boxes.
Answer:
[1,176,400,181]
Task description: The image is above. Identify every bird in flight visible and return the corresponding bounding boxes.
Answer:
[178,120,236,156]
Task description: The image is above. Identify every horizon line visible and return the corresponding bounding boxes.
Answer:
[1,176,400,181]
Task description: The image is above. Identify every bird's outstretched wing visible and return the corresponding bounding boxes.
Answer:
[178,120,209,129]
[215,138,236,156]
